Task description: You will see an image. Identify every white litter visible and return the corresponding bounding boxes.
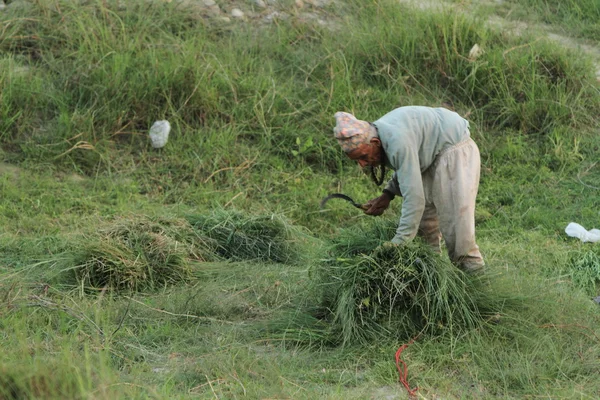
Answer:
[149,120,171,149]
[565,222,600,243]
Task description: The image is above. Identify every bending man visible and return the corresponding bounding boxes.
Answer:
[333,106,485,273]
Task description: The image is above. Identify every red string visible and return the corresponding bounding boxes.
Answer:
[395,335,419,398]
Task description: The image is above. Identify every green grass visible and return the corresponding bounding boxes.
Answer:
[503,0,600,41]
[567,247,600,296]
[316,223,505,346]
[1,0,600,398]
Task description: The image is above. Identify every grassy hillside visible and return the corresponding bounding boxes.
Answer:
[1,0,600,398]
[501,0,600,41]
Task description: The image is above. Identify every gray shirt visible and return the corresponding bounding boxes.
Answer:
[373,106,470,243]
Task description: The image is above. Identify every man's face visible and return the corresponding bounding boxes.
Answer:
[346,138,383,168]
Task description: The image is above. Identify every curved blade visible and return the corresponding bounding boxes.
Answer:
[320,193,365,210]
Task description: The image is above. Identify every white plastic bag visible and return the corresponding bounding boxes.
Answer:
[565,222,600,243]
[149,120,171,149]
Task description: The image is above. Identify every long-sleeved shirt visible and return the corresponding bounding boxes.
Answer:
[373,106,470,243]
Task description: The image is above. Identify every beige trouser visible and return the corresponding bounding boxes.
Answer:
[419,138,484,271]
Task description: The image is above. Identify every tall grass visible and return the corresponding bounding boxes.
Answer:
[344,5,598,134]
[0,0,598,176]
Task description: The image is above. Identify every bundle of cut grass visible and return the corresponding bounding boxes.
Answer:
[318,220,495,345]
[568,248,600,296]
[72,216,210,293]
[186,210,310,264]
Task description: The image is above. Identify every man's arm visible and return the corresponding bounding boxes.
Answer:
[390,150,426,245]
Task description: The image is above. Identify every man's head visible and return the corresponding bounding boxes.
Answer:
[333,111,383,168]
[345,138,384,168]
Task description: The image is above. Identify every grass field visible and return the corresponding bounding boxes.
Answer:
[499,0,600,41]
[1,0,600,398]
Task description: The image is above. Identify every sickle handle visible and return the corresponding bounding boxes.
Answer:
[320,193,368,210]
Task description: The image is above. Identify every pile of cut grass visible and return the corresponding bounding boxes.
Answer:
[71,216,210,293]
[568,247,600,296]
[317,220,501,346]
[186,210,312,264]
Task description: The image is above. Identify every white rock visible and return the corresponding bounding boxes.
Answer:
[231,8,244,18]
[264,11,288,22]
[203,0,216,6]
[253,0,266,7]
[468,43,484,60]
[149,120,171,149]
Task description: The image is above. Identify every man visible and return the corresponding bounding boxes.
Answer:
[333,106,484,273]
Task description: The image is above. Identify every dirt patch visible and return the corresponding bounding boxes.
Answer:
[0,162,20,178]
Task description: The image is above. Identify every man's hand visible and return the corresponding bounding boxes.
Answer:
[390,234,404,245]
[373,240,403,255]
[362,191,393,216]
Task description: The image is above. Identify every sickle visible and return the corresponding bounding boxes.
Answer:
[320,193,368,210]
